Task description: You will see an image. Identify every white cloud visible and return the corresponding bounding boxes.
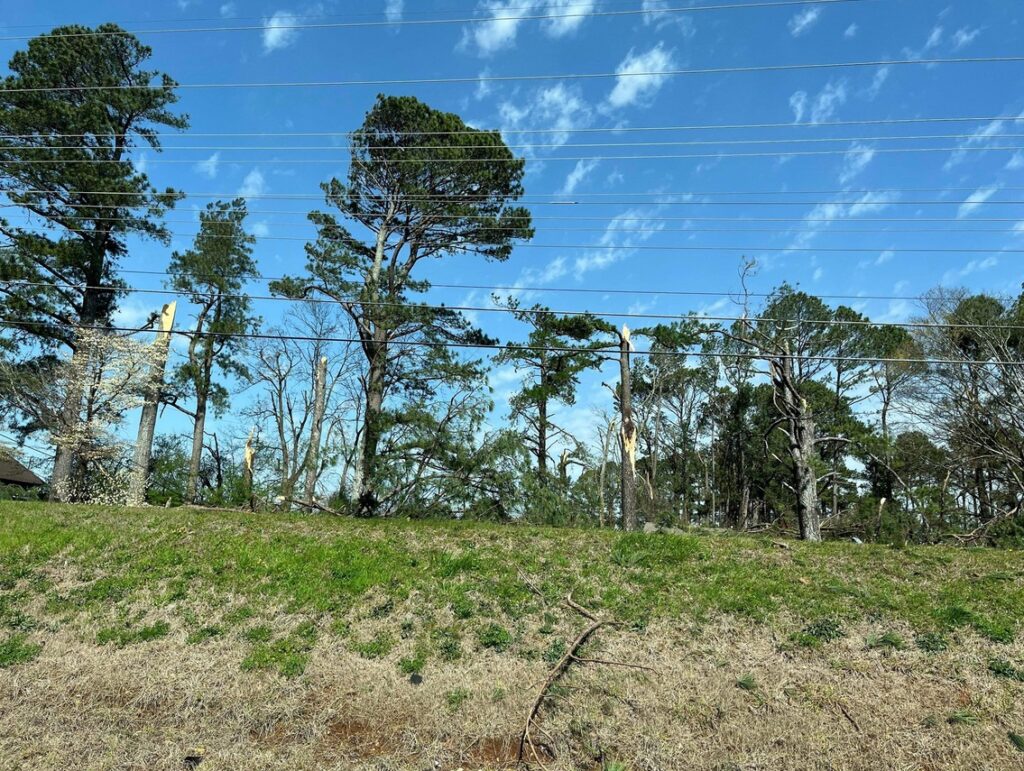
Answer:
[952,26,980,49]
[465,1,535,55]
[838,142,875,184]
[790,191,899,248]
[263,11,300,52]
[558,159,599,196]
[193,152,221,179]
[250,221,271,238]
[957,186,998,219]
[1007,152,1024,171]
[788,7,821,37]
[789,91,808,123]
[1012,221,1024,236]
[942,255,998,284]
[641,0,696,34]
[812,266,824,281]
[925,26,943,48]
[809,80,847,123]
[944,119,1006,170]
[134,153,148,175]
[220,3,237,17]
[844,23,858,38]
[904,25,943,60]
[605,43,675,110]
[498,82,592,155]
[875,249,894,265]
[113,298,156,328]
[862,66,889,101]
[385,0,404,22]
[238,168,268,198]
[543,0,596,37]
[574,204,667,278]
[790,81,847,124]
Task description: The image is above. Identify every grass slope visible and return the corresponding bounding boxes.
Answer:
[1,502,1023,770]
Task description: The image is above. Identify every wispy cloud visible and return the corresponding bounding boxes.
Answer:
[788,6,821,37]
[1007,152,1024,171]
[862,66,889,101]
[385,0,404,22]
[790,191,899,248]
[957,185,998,219]
[262,11,299,52]
[605,43,675,110]
[574,203,669,278]
[498,82,592,156]
[943,118,1008,170]
[641,0,696,34]
[951,26,980,50]
[193,152,221,179]
[543,0,596,37]
[838,142,875,184]
[558,159,599,196]
[238,168,268,198]
[790,80,847,124]
[220,2,237,17]
[844,23,858,38]
[942,255,998,284]
[460,0,597,55]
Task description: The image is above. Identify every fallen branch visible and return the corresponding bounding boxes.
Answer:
[517,594,622,766]
[283,498,343,516]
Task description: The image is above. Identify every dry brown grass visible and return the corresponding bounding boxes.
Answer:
[2,611,1022,771]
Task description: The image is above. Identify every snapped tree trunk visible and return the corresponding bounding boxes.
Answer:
[771,352,822,542]
[128,302,176,507]
[358,340,387,515]
[303,355,328,506]
[618,326,637,532]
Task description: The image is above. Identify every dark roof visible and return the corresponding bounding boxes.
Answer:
[0,457,45,487]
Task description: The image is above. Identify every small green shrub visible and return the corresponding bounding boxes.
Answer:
[735,674,757,692]
[988,658,1024,681]
[914,632,948,653]
[446,687,470,711]
[96,620,170,647]
[866,631,905,651]
[0,634,41,668]
[241,622,318,678]
[543,639,567,664]
[1009,732,1024,753]
[243,625,273,643]
[350,631,395,659]
[478,623,513,652]
[186,626,222,645]
[947,710,979,726]
[398,653,425,675]
[435,627,462,661]
[791,618,845,648]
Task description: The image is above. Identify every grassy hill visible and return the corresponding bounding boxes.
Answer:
[1,502,1023,770]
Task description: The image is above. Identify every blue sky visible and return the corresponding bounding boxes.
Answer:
[2,0,1024,455]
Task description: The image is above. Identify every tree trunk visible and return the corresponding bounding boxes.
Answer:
[128,302,176,507]
[771,352,821,542]
[358,340,387,515]
[185,384,209,505]
[537,366,548,483]
[618,326,637,532]
[303,355,328,506]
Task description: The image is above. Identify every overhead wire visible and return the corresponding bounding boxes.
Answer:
[0,0,868,42]
[3,56,1023,94]
[4,278,1021,332]
[2,318,1021,367]
[3,114,1020,140]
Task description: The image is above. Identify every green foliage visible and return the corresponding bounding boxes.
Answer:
[987,658,1024,681]
[435,626,462,661]
[914,632,948,653]
[350,631,395,659]
[96,620,170,647]
[947,710,980,726]
[1009,732,1024,753]
[446,688,471,711]
[241,621,317,678]
[791,618,845,648]
[866,631,906,651]
[0,633,41,668]
[543,639,567,664]
[735,674,758,692]
[186,626,223,645]
[478,623,513,652]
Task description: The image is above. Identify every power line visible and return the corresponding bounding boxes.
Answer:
[4,279,1020,332]
[6,145,1024,164]
[0,0,867,42]
[10,226,1024,252]
[13,131,1024,152]
[5,185,1024,200]
[2,114,1018,139]
[3,318,1020,367]
[4,213,1021,235]
[4,56,1023,94]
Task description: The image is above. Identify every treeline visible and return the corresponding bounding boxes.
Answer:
[1,26,1022,545]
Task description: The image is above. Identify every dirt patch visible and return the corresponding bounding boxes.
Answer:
[322,717,405,759]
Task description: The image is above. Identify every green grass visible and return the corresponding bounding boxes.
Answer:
[0,501,1022,675]
[0,633,41,668]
